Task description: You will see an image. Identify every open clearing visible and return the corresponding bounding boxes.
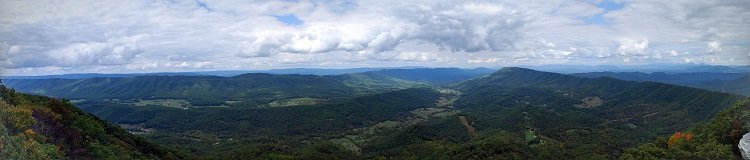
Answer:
[574,96,603,108]
[266,97,327,107]
[135,99,191,109]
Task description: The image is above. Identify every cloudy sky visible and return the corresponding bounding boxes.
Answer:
[1,0,749,76]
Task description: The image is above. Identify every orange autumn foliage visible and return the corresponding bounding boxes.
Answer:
[24,129,35,135]
[667,131,693,148]
[684,132,693,141]
[668,132,682,148]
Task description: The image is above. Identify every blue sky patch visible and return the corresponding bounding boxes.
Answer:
[274,14,304,26]
[584,0,624,25]
[196,0,211,11]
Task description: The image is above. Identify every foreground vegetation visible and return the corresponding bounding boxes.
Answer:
[621,97,749,159]
[0,81,184,159]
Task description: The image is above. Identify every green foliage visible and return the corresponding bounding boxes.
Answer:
[1,106,34,133]
[2,68,744,159]
[573,72,750,96]
[365,130,567,160]
[0,82,185,159]
[358,68,494,85]
[4,73,427,107]
[620,97,750,159]
[71,113,107,139]
[73,88,440,158]
[452,67,741,158]
[298,142,357,160]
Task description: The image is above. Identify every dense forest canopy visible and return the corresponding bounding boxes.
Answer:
[2,67,748,159]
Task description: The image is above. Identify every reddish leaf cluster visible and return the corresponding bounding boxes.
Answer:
[667,131,693,148]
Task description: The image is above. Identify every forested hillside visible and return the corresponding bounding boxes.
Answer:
[573,72,750,95]
[359,68,495,85]
[3,73,425,107]
[0,81,185,159]
[620,97,750,159]
[444,67,742,159]
[1,67,744,159]
[79,88,442,158]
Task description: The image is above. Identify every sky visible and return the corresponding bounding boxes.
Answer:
[0,0,749,76]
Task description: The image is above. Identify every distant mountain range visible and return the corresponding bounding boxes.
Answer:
[4,64,748,80]
[573,72,750,95]
[2,67,458,79]
[524,64,750,74]
[450,67,742,158]
[1,68,493,106]
[1,66,746,159]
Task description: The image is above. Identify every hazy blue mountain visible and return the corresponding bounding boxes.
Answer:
[524,64,750,74]
[360,67,495,85]
[2,72,425,106]
[1,68,383,79]
[1,72,205,79]
[194,68,389,77]
[1,67,486,79]
[572,72,750,95]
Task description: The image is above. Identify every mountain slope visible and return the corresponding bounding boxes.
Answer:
[81,88,440,136]
[360,68,495,85]
[77,87,441,158]
[4,74,352,100]
[449,67,741,158]
[621,96,750,159]
[2,73,425,107]
[572,72,750,95]
[0,82,184,159]
[694,74,750,96]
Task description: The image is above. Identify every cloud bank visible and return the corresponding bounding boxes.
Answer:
[1,0,748,75]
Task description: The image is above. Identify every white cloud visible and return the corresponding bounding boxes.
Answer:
[5,35,145,68]
[392,52,440,62]
[616,38,649,56]
[468,57,502,64]
[708,41,722,53]
[0,0,749,75]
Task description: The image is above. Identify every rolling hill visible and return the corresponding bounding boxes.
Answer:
[77,87,442,158]
[1,67,744,159]
[573,72,750,95]
[2,73,426,107]
[621,96,750,159]
[0,81,185,159]
[444,67,742,158]
[359,68,495,85]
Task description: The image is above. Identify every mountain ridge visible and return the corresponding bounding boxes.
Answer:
[0,82,185,159]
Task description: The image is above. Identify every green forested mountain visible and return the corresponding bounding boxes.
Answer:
[77,87,441,158]
[572,71,750,95]
[1,67,744,159]
[0,81,184,159]
[706,75,750,96]
[3,73,425,107]
[81,88,439,136]
[4,74,350,100]
[439,67,742,159]
[620,96,750,159]
[358,68,495,85]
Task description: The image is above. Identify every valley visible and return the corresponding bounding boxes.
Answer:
[4,0,749,159]
[3,67,748,159]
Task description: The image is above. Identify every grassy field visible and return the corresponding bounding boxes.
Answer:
[266,97,328,107]
[134,99,191,109]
